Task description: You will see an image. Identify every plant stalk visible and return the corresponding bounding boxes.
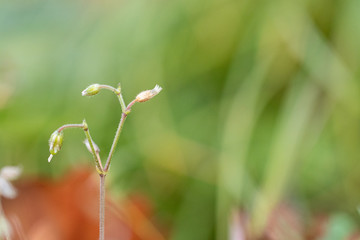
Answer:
[57,123,84,132]
[99,174,106,240]
[104,99,135,172]
[104,112,127,172]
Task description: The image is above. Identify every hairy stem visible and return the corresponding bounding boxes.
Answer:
[99,174,106,240]
[57,123,84,132]
[104,99,136,172]
[104,112,127,172]
[98,85,119,94]
[118,93,126,113]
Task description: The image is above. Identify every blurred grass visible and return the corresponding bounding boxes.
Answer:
[1,0,360,239]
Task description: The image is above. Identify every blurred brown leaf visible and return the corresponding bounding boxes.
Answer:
[2,168,165,240]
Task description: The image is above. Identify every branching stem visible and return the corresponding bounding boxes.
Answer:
[104,99,136,172]
[57,122,104,174]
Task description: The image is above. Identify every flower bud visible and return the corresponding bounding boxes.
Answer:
[135,85,162,103]
[82,84,100,96]
[83,139,100,154]
[48,130,64,162]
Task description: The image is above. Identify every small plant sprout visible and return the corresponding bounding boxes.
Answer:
[47,83,162,240]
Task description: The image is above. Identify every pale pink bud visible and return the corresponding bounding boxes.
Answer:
[135,85,162,103]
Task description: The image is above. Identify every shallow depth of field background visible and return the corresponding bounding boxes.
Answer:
[1,0,360,239]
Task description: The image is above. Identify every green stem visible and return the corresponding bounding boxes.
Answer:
[104,112,127,172]
[96,84,126,112]
[104,99,136,172]
[118,93,127,114]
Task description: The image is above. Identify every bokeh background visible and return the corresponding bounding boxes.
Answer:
[1,0,360,239]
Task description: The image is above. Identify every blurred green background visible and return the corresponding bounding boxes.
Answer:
[1,0,360,239]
